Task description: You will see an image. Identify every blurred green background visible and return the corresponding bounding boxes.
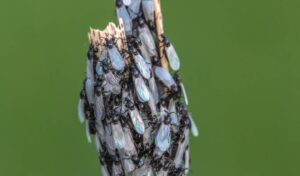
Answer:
[0,0,299,175]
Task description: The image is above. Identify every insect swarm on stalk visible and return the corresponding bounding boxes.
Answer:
[77,0,199,175]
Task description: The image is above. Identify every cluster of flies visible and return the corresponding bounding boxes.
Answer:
[78,0,198,175]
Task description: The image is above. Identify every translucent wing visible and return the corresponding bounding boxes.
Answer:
[108,46,125,71]
[154,66,176,89]
[155,123,171,152]
[184,147,190,175]
[168,99,179,126]
[123,127,137,155]
[85,121,92,143]
[78,98,86,123]
[122,159,136,174]
[112,163,124,176]
[143,125,153,145]
[95,61,104,76]
[148,93,157,116]
[189,114,199,137]
[148,72,159,104]
[139,26,157,57]
[134,76,150,102]
[134,54,151,79]
[156,170,168,176]
[96,120,105,143]
[85,78,94,105]
[95,94,105,120]
[123,0,131,6]
[104,125,116,156]
[165,44,180,71]
[180,82,189,105]
[139,43,152,64]
[105,70,120,85]
[116,5,133,35]
[101,165,110,176]
[131,165,152,176]
[94,135,102,152]
[174,129,189,168]
[111,122,126,150]
[128,0,141,19]
[129,108,145,134]
[86,58,94,79]
[99,48,108,62]
[142,0,154,23]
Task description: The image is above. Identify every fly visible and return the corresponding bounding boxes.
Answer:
[155,116,172,155]
[132,68,150,102]
[105,39,125,71]
[138,18,157,57]
[174,73,189,105]
[131,48,151,79]
[129,106,145,135]
[162,35,180,71]
[154,66,176,89]
[116,0,133,36]
[174,129,189,168]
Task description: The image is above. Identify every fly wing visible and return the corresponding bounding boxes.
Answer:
[86,58,94,79]
[134,54,151,79]
[105,71,120,85]
[148,93,158,116]
[85,78,95,105]
[180,82,189,105]
[78,98,86,123]
[116,5,133,35]
[174,129,189,168]
[134,76,150,102]
[111,122,126,150]
[142,0,154,23]
[95,134,102,152]
[108,47,125,71]
[122,159,136,174]
[154,66,176,89]
[123,0,131,6]
[165,44,180,71]
[95,94,105,120]
[96,120,105,143]
[112,163,124,176]
[129,108,145,134]
[95,61,104,76]
[85,120,92,143]
[148,72,159,104]
[168,99,179,126]
[128,0,141,19]
[104,125,116,156]
[139,26,157,57]
[155,123,171,152]
[184,147,190,175]
[139,43,152,64]
[123,127,137,155]
[189,114,199,137]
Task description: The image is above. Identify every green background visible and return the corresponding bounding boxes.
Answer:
[0,0,299,175]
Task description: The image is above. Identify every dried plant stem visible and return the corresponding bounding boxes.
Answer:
[154,0,169,70]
